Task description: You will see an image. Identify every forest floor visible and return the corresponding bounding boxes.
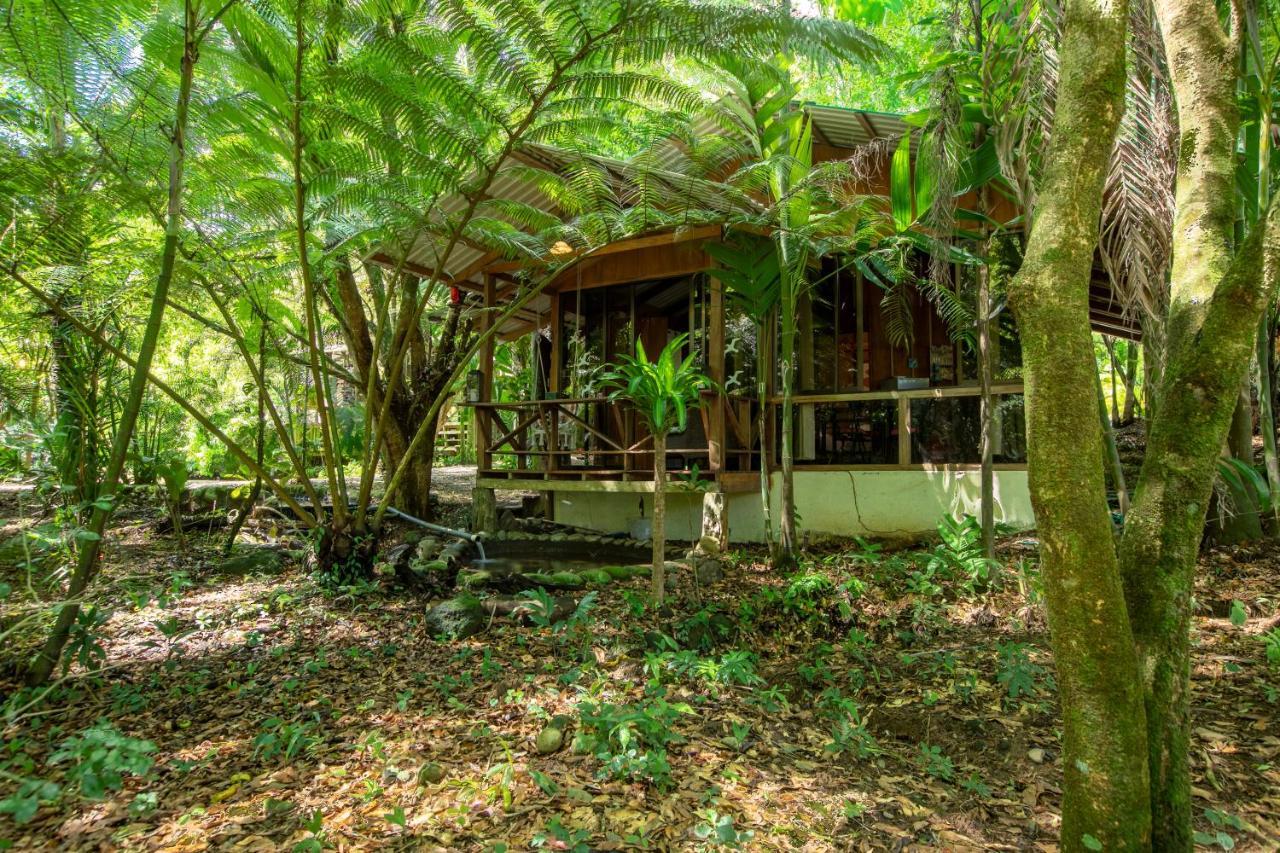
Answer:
[1,487,1278,851]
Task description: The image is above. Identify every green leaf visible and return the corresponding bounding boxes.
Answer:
[1081,834,1103,851]
[889,132,914,232]
[1230,600,1247,627]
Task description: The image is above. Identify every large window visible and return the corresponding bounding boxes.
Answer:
[797,259,864,393]
[557,275,707,395]
[910,393,1027,464]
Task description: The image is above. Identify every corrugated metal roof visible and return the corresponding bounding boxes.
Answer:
[371,102,912,339]
[805,103,911,151]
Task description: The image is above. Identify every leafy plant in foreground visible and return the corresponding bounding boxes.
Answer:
[48,720,157,799]
[575,689,692,789]
[928,515,1000,593]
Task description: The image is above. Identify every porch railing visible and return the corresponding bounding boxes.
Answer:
[469,392,758,480]
[468,382,1025,479]
[769,382,1027,468]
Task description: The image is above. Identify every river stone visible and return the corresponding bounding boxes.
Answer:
[578,568,613,586]
[217,548,283,576]
[547,571,585,589]
[693,557,725,585]
[425,595,485,639]
[414,537,442,561]
[456,570,493,591]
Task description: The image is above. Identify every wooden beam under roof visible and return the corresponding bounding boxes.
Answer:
[483,224,722,273]
[454,251,502,283]
[366,252,458,285]
[854,111,880,141]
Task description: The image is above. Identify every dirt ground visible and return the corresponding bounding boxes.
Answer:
[1,486,1278,851]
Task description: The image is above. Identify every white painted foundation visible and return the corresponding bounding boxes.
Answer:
[550,469,1034,543]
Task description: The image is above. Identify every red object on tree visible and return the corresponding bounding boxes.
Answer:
[450,285,461,304]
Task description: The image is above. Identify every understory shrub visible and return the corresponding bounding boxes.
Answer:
[574,687,692,789]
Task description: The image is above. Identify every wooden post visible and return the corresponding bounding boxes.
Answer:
[855,272,866,391]
[549,290,562,396]
[472,485,497,533]
[897,396,911,466]
[547,402,560,473]
[707,271,727,473]
[477,275,496,473]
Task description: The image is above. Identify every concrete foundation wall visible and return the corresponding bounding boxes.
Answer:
[550,469,1034,543]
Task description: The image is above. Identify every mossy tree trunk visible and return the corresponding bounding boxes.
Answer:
[1117,0,1280,842]
[1006,0,1153,846]
[1123,341,1139,422]
[651,432,667,606]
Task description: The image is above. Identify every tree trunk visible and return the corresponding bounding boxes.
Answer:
[1118,0,1280,844]
[1259,315,1280,531]
[1006,0,1152,845]
[28,2,202,684]
[756,319,776,555]
[976,177,996,560]
[778,269,798,567]
[1122,341,1139,423]
[651,432,666,606]
[1229,384,1253,462]
[1096,362,1129,515]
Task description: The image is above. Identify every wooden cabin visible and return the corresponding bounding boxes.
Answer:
[374,105,1136,543]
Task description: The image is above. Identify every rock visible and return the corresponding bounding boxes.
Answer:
[696,534,722,555]
[1027,748,1046,764]
[543,571,585,590]
[578,568,613,586]
[415,537,442,561]
[417,762,445,784]
[425,595,485,639]
[456,570,493,591]
[398,557,455,596]
[498,509,519,531]
[217,547,283,576]
[602,565,634,581]
[381,543,415,572]
[693,557,724,585]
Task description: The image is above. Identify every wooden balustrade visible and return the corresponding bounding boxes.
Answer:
[468,394,758,481]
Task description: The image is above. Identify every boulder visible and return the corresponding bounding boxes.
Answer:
[381,542,415,573]
[693,556,725,585]
[455,569,493,591]
[217,547,283,576]
[696,535,722,555]
[425,595,485,639]
[398,557,455,596]
[414,537,442,562]
[545,571,585,590]
[578,568,613,586]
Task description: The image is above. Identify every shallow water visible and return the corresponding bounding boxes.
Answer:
[466,556,621,575]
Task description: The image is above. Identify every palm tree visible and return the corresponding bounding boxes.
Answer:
[603,334,711,605]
